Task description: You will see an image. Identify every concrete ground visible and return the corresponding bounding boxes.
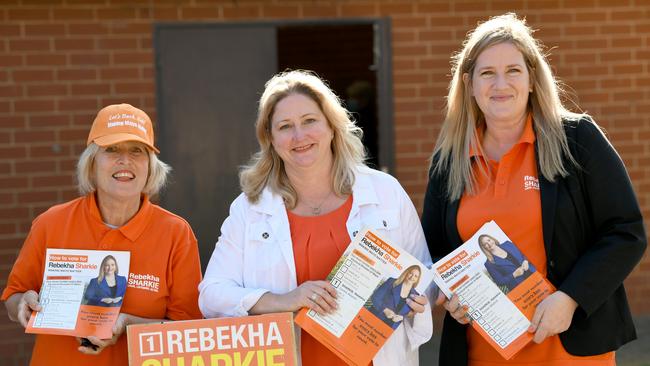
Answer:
[419,311,650,365]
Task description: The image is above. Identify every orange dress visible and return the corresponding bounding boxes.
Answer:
[457,116,615,365]
[288,196,357,366]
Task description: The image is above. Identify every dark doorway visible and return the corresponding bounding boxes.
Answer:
[154,19,393,270]
[277,24,379,168]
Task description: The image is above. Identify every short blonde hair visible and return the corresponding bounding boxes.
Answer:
[76,143,171,196]
[432,13,581,200]
[240,70,366,207]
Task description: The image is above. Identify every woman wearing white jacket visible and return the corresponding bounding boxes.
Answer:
[199,70,433,366]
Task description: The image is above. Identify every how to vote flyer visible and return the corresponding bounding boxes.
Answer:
[432,221,555,360]
[127,312,296,366]
[26,248,131,339]
[295,228,434,366]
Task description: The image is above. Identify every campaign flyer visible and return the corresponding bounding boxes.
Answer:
[26,248,131,339]
[432,221,555,360]
[295,228,434,366]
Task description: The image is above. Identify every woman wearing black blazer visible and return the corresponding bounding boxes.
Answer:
[423,13,646,365]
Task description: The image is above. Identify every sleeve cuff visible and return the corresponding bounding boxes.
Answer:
[238,288,270,316]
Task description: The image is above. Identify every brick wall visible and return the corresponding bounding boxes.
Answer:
[1,1,648,363]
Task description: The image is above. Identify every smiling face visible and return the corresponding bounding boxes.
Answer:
[270,93,334,175]
[479,236,499,253]
[406,268,421,285]
[469,42,531,126]
[103,258,117,275]
[94,141,149,204]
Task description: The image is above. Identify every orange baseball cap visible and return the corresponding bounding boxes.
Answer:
[87,103,160,153]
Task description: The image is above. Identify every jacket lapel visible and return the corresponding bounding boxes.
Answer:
[255,188,297,288]
[446,198,463,248]
[536,143,558,260]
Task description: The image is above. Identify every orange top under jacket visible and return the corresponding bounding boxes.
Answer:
[2,193,203,366]
[457,116,614,365]
[288,195,360,366]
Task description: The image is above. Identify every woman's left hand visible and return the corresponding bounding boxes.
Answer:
[406,294,428,314]
[528,291,578,343]
[77,313,131,355]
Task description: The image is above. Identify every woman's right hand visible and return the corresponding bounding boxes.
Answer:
[251,280,338,316]
[6,290,42,328]
[513,266,525,278]
[436,292,470,325]
[383,308,396,319]
[285,280,338,315]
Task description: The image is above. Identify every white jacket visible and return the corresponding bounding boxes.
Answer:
[199,166,433,366]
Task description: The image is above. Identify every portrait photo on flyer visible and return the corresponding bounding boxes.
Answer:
[26,248,131,339]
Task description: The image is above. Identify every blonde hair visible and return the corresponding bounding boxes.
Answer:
[97,255,119,283]
[240,70,366,207]
[76,143,171,196]
[432,13,581,200]
[394,265,421,288]
[478,234,499,263]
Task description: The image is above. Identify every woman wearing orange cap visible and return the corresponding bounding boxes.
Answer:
[1,104,202,365]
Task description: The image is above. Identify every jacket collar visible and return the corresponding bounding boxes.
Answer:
[245,166,381,289]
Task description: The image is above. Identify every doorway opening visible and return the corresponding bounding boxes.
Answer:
[277,23,379,168]
[154,19,393,269]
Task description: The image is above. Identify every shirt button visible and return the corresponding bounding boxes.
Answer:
[549,260,555,267]
[262,232,269,239]
[382,220,387,227]
[352,230,358,237]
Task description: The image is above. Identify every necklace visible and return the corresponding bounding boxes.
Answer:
[305,190,333,215]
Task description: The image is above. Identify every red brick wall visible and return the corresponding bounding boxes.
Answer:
[1,1,648,363]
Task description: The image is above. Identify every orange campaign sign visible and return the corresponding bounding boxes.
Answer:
[127,312,297,366]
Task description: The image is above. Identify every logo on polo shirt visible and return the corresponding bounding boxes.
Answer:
[524,175,540,191]
[128,272,160,292]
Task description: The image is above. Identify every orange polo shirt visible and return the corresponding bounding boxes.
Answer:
[2,193,203,366]
[457,116,614,365]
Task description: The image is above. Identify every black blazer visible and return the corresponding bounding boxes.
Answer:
[422,117,647,365]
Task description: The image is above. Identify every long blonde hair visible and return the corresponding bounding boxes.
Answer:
[97,255,119,283]
[478,234,499,263]
[240,70,366,207]
[432,13,581,200]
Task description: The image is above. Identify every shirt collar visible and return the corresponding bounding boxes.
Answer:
[87,192,153,242]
